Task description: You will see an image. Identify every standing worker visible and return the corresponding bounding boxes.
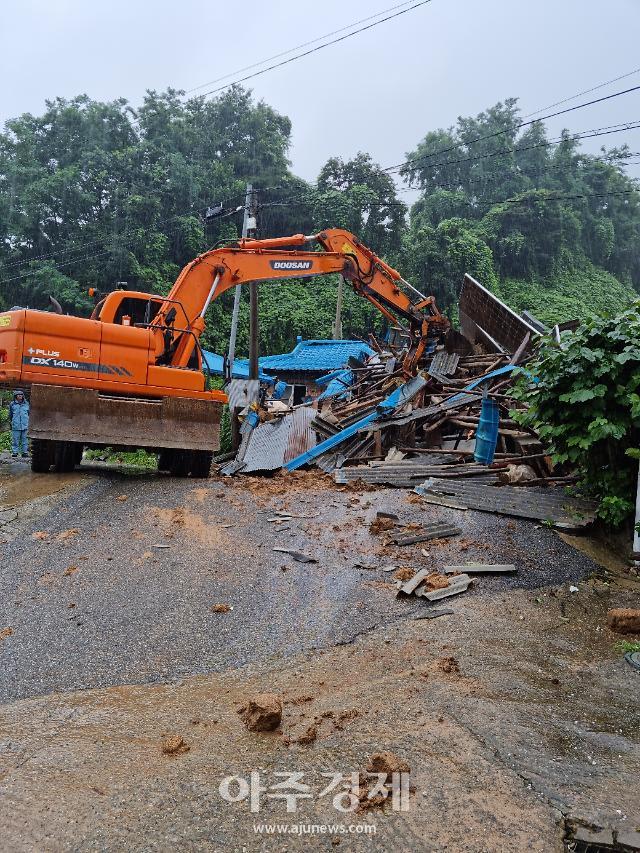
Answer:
[9,389,29,458]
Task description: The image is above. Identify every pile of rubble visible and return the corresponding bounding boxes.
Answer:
[217,275,598,528]
[305,348,537,478]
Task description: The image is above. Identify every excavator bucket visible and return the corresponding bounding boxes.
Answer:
[28,384,221,452]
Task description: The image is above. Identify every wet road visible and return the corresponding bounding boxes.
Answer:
[0,462,601,702]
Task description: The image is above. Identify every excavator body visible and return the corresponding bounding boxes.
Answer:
[0,297,224,475]
[0,228,448,475]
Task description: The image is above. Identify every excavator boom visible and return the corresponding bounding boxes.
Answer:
[151,228,448,375]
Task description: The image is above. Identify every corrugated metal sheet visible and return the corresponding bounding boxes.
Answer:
[420,478,597,527]
[241,417,290,473]
[459,275,540,354]
[334,458,492,487]
[284,406,316,463]
[317,368,354,400]
[258,338,373,373]
[428,352,460,382]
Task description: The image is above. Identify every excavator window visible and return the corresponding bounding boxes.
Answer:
[112,297,162,326]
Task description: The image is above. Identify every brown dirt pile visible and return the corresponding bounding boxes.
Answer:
[238,693,282,732]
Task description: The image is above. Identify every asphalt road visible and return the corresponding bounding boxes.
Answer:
[0,463,600,703]
[0,461,638,852]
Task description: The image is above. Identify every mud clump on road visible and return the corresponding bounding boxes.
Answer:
[238,693,282,732]
[161,734,190,756]
[370,517,396,535]
[238,470,334,498]
[424,572,450,591]
[357,751,412,811]
[365,751,411,781]
[437,656,461,674]
[284,721,318,746]
[607,608,640,635]
[393,567,415,582]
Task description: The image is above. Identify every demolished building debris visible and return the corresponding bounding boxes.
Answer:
[216,278,596,531]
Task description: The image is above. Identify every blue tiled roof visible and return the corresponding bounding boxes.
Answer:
[255,338,374,374]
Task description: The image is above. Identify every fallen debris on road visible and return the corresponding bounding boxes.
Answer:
[443,563,516,574]
[273,547,318,563]
[238,693,283,732]
[391,523,461,546]
[415,479,597,528]
[607,608,640,635]
[161,735,190,756]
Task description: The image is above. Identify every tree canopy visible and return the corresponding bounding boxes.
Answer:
[1,88,639,353]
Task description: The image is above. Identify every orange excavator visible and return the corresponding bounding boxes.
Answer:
[0,228,448,475]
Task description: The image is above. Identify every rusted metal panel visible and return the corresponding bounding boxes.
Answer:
[459,275,540,354]
[240,418,290,473]
[284,405,316,464]
[28,384,221,451]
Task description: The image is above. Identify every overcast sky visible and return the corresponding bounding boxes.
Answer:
[2,0,640,187]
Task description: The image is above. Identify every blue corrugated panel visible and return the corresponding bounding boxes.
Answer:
[257,338,374,373]
[201,350,271,381]
[316,368,354,401]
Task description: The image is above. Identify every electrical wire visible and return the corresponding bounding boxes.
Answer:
[257,124,640,209]
[523,66,640,119]
[185,0,420,94]
[0,192,246,273]
[196,0,433,99]
[383,84,640,174]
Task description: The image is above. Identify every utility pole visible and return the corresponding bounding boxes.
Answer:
[248,189,259,380]
[227,183,257,376]
[333,278,343,340]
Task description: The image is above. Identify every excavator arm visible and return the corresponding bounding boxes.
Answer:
[150,228,449,376]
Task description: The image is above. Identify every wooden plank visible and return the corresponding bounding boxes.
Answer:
[443,563,516,574]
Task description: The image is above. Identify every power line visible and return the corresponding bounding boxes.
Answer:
[185,0,419,94]
[390,120,640,177]
[383,84,640,174]
[5,123,637,279]
[197,0,433,99]
[5,182,639,288]
[260,122,640,208]
[523,66,640,119]
[0,190,246,273]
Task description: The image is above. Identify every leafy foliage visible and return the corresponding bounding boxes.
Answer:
[403,99,640,316]
[513,302,640,525]
[1,89,639,356]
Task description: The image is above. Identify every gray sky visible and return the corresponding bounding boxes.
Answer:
[2,0,640,187]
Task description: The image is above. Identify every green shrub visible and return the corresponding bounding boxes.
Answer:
[513,301,640,526]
